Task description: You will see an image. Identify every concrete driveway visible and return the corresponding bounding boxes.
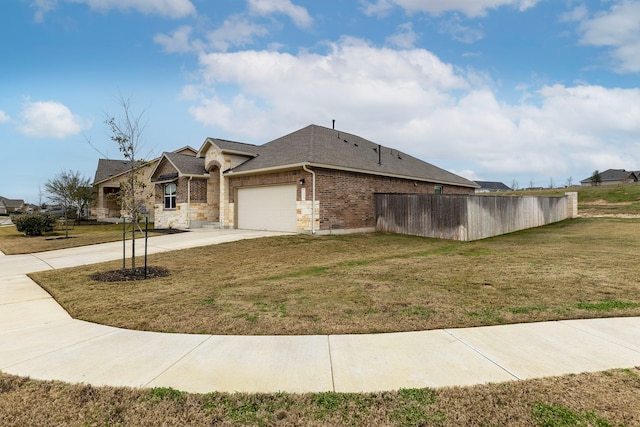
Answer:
[1,228,640,393]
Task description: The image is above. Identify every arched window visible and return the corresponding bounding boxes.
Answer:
[164,182,176,209]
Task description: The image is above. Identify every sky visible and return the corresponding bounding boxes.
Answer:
[1,0,640,203]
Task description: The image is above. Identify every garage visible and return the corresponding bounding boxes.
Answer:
[237,184,298,232]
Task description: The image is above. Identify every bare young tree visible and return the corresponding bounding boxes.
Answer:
[44,170,92,238]
[565,176,573,187]
[105,96,150,270]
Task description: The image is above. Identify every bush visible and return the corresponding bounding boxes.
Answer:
[12,213,57,236]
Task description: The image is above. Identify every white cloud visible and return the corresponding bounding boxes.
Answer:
[575,0,640,73]
[386,22,419,49]
[559,5,588,23]
[248,0,313,28]
[184,37,640,183]
[31,0,57,23]
[18,100,91,139]
[0,110,10,123]
[206,15,269,52]
[155,16,269,54]
[360,0,395,17]
[154,25,203,54]
[31,0,196,21]
[439,14,484,43]
[361,0,540,18]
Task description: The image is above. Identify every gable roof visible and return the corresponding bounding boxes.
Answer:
[173,146,197,156]
[580,169,639,184]
[197,137,263,158]
[0,196,25,209]
[226,125,477,188]
[474,181,512,191]
[93,159,138,185]
[150,152,208,182]
[164,152,207,176]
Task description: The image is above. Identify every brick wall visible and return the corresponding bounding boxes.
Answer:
[227,167,474,231]
[314,169,473,230]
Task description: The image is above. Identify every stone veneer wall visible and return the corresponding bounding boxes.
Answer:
[154,176,208,228]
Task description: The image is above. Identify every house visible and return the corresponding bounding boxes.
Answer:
[150,124,478,233]
[474,181,512,193]
[580,169,639,186]
[92,146,197,222]
[0,196,25,214]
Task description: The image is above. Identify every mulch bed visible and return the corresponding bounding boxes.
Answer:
[150,228,188,234]
[90,267,169,282]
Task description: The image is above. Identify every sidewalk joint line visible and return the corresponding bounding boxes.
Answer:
[327,335,336,392]
[28,253,56,270]
[443,329,522,380]
[143,334,214,388]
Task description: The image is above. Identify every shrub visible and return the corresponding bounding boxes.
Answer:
[12,213,57,236]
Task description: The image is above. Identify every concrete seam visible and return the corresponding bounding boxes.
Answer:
[443,329,522,380]
[28,254,56,270]
[327,335,336,392]
[142,334,214,388]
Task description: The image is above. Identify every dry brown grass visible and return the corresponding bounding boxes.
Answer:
[2,368,639,426]
[31,217,640,335]
[0,221,160,255]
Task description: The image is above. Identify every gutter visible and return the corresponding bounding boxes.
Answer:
[187,176,192,228]
[225,162,478,189]
[180,174,208,228]
[302,164,316,234]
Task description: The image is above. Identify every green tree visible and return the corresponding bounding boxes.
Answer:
[105,96,150,270]
[590,170,602,186]
[44,170,91,238]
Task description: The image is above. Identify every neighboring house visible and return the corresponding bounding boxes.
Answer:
[474,181,512,193]
[92,146,197,222]
[0,196,25,214]
[151,124,478,233]
[579,169,639,186]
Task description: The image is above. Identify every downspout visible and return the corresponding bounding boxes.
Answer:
[302,164,316,234]
[187,176,192,229]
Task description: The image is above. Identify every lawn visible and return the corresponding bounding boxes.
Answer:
[1,368,639,426]
[5,191,640,426]
[0,220,159,255]
[30,217,640,335]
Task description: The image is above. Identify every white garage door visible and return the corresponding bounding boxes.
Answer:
[237,184,297,232]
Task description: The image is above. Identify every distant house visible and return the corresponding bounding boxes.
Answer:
[92,146,197,222]
[150,124,478,232]
[580,169,639,186]
[474,181,512,193]
[0,196,25,214]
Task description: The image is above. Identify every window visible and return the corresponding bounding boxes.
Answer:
[164,183,176,209]
[434,185,443,195]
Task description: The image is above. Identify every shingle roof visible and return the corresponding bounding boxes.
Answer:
[93,159,141,185]
[580,169,639,183]
[0,197,24,208]
[227,125,477,188]
[163,152,207,176]
[474,181,512,191]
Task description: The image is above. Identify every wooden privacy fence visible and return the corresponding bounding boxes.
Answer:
[375,192,578,241]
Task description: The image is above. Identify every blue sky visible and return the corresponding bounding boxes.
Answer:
[2,0,640,203]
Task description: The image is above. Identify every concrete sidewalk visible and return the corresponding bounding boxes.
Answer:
[1,229,640,393]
